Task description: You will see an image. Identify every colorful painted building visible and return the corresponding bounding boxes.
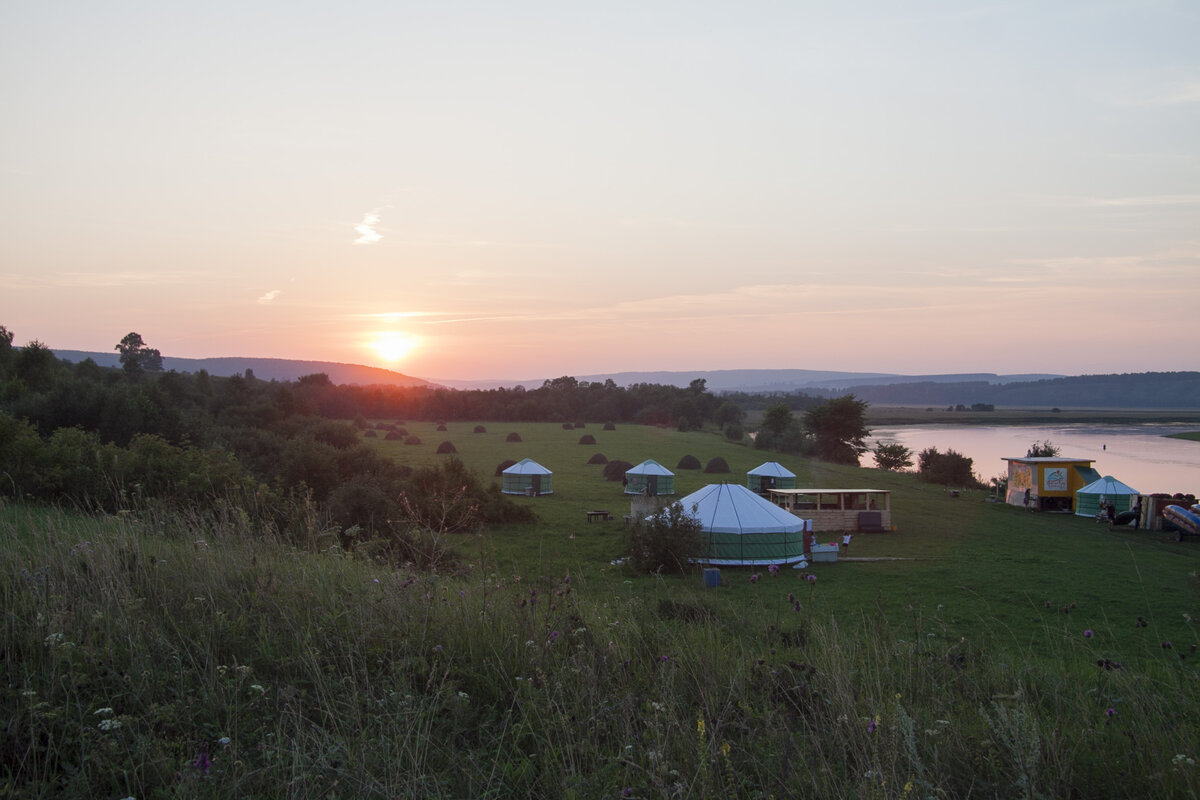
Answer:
[1003,457,1100,512]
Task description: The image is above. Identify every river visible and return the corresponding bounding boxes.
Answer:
[867,423,1200,495]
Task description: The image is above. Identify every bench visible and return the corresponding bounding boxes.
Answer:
[857,511,887,533]
[586,510,612,522]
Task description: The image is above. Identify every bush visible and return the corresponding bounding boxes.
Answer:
[436,441,457,454]
[404,435,421,445]
[603,422,616,431]
[723,423,743,441]
[917,447,979,487]
[704,457,731,473]
[602,460,634,481]
[505,432,522,442]
[676,454,702,470]
[578,434,597,445]
[494,459,518,476]
[626,501,703,574]
[473,425,487,434]
[587,452,609,465]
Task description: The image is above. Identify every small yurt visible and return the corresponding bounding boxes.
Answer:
[1075,475,1138,517]
[501,458,553,496]
[624,460,675,496]
[747,461,797,493]
[671,483,810,565]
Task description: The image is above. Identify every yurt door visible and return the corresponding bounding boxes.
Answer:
[531,475,542,495]
[760,476,771,494]
[646,475,658,496]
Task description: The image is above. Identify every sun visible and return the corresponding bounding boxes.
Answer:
[370,332,418,363]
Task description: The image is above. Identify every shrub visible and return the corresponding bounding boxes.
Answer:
[602,460,634,481]
[626,501,703,574]
[676,454,702,470]
[873,441,913,471]
[602,422,616,431]
[436,441,457,454]
[723,423,743,441]
[505,432,522,442]
[473,425,487,434]
[404,435,421,445]
[917,447,979,486]
[578,434,597,445]
[587,452,609,465]
[494,459,517,476]
[704,457,731,473]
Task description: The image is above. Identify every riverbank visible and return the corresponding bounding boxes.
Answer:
[866,406,1200,426]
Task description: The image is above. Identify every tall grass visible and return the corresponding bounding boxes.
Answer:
[3,499,1198,799]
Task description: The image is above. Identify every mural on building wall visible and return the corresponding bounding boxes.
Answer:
[1010,463,1033,490]
[1044,468,1068,492]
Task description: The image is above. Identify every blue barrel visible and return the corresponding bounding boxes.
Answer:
[703,568,721,588]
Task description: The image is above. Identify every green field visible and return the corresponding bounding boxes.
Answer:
[3,421,1199,798]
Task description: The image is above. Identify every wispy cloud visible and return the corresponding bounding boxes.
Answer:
[354,206,388,245]
[53,271,202,287]
[258,289,281,304]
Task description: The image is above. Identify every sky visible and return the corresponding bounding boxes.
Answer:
[2,1,1198,382]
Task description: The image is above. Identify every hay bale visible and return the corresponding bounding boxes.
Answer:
[602,422,616,431]
[473,425,487,434]
[587,452,609,465]
[404,436,422,445]
[578,434,597,445]
[561,422,574,430]
[363,429,377,438]
[603,460,634,481]
[436,441,457,454]
[495,459,518,476]
[574,422,586,429]
[384,431,405,441]
[704,457,731,474]
[676,454,702,470]
[436,423,448,432]
[506,432,522,442]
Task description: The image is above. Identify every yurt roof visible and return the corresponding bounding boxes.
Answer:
[747,461,796,479]
[674,483,806,534]
[626,459,674,476]
[502,458,552,475]
[1077,475,1139,496]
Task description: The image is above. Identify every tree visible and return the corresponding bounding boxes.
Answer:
[804,395,870,465]
[917,447,978,487]
[626,501,703,575]
[873,441,913,471]
[761,402,794,437]
[713,400,745,428]
[115,332,163,374]
[1027,440,1060,457]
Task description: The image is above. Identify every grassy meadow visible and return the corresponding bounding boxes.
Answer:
[3,420,1199,798]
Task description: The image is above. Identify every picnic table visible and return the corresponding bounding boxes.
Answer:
[586,510,612,522]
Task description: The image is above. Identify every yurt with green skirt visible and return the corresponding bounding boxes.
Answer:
[1075,475,1138,518]
[501,458,553,496]
[672,483,811,566]
[747,461,797,493]
[624,460,675,496]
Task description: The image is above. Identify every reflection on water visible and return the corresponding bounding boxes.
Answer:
[868,424,1200,495]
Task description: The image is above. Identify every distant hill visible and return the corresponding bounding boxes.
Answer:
[51,350,433,388]
[845,372,1200,409]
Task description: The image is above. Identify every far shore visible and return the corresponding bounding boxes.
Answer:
[864,406,1200,427]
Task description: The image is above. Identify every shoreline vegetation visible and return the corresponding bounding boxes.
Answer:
[865,406,1200,427]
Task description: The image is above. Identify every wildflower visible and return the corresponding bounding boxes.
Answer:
[697,717,706,739]
[787,593,795,602]
[218,737,231,746]
[1084,629,1094,638]
[805,574,817,584]
[868,716,878,733]
[1173,753,1196,766]
[1106,707,1117,718]
[1162,641,1173,649]
[98,719,122,731]
[749,573,760,583]
[433,645,443,652]
[622,789,633,798]
[249,684,265,693]
[549,630,561,641]
[373,578,380,584]
[768,564,780,575]
[193,752,211,774]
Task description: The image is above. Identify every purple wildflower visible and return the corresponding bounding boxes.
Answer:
[193,752,212,774]
[1084,629,1094,638]
[750,573,760,583]
[550,630,561,640]
[1106,707,1117,718]
[768,564,780,575]
[805,574,817,584]
[868,718,877,733]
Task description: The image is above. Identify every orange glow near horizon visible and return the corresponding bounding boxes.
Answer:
[368,332,419,364]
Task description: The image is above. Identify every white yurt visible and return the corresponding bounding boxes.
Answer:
[624,459,675,496]
[746,461,797,493]
[1074,475,1138,517]
[670,483,811,565]
[501,458,553,496]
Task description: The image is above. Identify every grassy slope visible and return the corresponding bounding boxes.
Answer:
[2,422,1198,798]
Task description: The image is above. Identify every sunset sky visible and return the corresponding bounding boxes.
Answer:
[3,1,1198,382]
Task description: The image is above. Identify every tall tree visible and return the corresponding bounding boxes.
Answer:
[804,395,870,464]
[115,332,163,374]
